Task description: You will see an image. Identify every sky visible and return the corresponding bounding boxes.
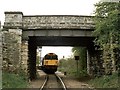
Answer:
[0,0,100,25]
[41,46,73,59]
[0,0,100,59]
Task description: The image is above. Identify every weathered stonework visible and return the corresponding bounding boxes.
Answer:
[4,12,23,28]
[90,50,104,77]
[2,12,23,73]
[2,29,22,72]
[21,41,28,72]
[0,23,2,63]
[0,22,2,57]
[4,12,95,30]
[22,15,94,29]
[0,22,2,89]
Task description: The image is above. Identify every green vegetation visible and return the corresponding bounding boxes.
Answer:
[72,47,88,78]
[58,47,88,78]
[88,72,118,88]
[93,1,120,74]
[72,47,87,71]
[2,71,28,88]
[58,57,77,76]
[36,55,40,65]
[87,1,120,88]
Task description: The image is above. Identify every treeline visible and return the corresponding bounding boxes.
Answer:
[93,1,120,75]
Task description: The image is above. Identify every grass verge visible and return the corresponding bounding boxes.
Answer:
[88,72,118,88]
[2,71,28,88]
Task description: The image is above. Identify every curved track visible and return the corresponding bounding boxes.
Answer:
[39,74,67,90]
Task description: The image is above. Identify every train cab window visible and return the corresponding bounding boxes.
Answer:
[44,55,58,60]
[45,55,51,60]
[52,55,58,60]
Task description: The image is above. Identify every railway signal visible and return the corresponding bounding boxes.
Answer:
[74,56,79,75]
[74,50,80,75]
[74,56,79,60]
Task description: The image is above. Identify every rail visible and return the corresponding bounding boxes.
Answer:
[39,74,67,90]
[55,74,67,90]
[39,75,48,90]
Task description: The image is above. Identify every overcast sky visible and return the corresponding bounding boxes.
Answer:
[0,0,100,25]
[41,46,73,59]
[0,0,100,58]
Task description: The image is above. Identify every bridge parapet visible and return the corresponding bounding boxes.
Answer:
[23,15,95,29]
[4,11,95,30]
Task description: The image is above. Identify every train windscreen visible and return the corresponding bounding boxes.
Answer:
[45,55,58,60]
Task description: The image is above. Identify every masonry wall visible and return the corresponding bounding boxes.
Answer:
[23,16,94,29]
[0,22,2,63]
[2,29,22,73]
[21,41,28,72]
[4,12,94,30]
[0,23,2,63]
[0,22,2,89]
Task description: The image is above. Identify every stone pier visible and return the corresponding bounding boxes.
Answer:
[21,41,28,72]
[2,12,22,73]
[0,21,2,89]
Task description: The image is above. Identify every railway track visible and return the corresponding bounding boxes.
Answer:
[39,73,67,90]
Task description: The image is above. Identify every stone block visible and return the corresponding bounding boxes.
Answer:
[4,12,23,28]
[4,12,23,22]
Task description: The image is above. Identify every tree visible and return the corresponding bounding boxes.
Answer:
[93,1,120,74]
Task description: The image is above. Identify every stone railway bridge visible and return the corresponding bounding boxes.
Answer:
[1,12,102,80]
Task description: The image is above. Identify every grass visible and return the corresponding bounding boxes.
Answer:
[2,71,28,88]
[88,72,119,88]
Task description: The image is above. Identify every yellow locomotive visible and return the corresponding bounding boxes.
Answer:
[42,53,58,73]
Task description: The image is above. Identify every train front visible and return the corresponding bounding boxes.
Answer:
[42,53,59,73]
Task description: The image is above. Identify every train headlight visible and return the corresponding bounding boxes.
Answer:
[45,61,48,65]
[56,61,58,64]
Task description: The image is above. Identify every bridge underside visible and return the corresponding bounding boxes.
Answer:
[28,36,95,80]
[28,36,94,47]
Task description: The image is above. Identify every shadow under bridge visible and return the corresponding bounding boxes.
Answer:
[27,36,95,80]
